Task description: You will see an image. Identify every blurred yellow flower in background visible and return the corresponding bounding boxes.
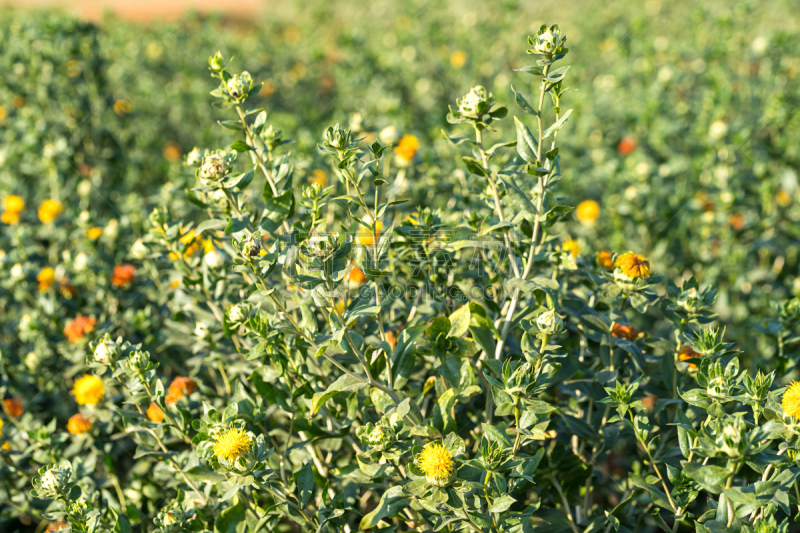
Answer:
[576,199,600,224]
[38,199,63,223]
[87,227,102,240]
[37,267,56,291]
[394,135,419,164]
[2,195,25,225]
[562,238,582,259]
[358,220,383,246]
[450,50,467,67]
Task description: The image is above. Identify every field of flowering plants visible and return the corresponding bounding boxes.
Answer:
[2,0,800,531]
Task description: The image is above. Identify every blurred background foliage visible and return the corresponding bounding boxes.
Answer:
[1,0,800,365]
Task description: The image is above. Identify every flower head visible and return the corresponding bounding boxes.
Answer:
[64,316,97,343]
[4,397,23,418]
[37,267,56,291]
[38,199,63,223]
[213,427,253,462]
[111,264,136,287]
[147,402,165,423]
[597,251,613,270]
[357,220,383,246]
[612,323,639,342]
[2,195,24,225]
[418,442,455,486]
[67,413,92,434]
[576,200,599,224]
[87,227,102,240]
[782,381,800,420]
[166,376,197,404]
[72,374,104,405]
[394,135,419,164]
[678,346,701,371]
[617,137,637,156]
[614,252,650,280]
[562,238,582,259]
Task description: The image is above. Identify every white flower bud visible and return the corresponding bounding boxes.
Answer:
[77,180,92,197]
[379,125,399,145]
[203,249,225,269]
[10,263,24,281]
[104,219,119,239]
[458,86,491,119]
[74,252,89,272]
[94,340,118,365]
[536,308,564,335]
[25,351,40,371]
[130,239,148,260]
[227,304,247,323]
[194,322,210,339]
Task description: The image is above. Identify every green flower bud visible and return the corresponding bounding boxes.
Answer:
[209,51,225,71]
[199,150,234,182]
[529,24,568,59]
[226,72,252,100]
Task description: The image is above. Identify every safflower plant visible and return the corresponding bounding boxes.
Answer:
[2,19,800,533]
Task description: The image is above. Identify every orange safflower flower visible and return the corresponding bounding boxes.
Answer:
[617,137,637,156]
[166,377,197,404]
[347,262,367,284]
[4,397,23,418]
[612,323,639,342]
[67,413,92,434]
[597,251,613,270]
[64,316,97,343]
[678,346,701,371]
[147,402,165,422]
[111,264,136,287]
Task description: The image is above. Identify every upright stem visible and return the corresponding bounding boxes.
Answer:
[494,63,551,359]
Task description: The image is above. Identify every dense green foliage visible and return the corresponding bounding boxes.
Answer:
[2,1,800,532]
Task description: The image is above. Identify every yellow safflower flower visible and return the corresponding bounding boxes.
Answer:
[87,227,102,240]
[38,199,63,223]
[562,239,582,259]
[37,267,56,291]
[575,200,600,224]
[5,195,24,213]
[394,135,419,164]
[358,220,383,246]
[782,382,800,420]
[450,50,467,68]
[72,375,105,406]
[418,442,454,486]
[310,169,328,187]
[614,251,650,279]
[1,211,20,225]
[213,427,253,462]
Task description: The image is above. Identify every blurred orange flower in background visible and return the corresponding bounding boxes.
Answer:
[64,316,97,343]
